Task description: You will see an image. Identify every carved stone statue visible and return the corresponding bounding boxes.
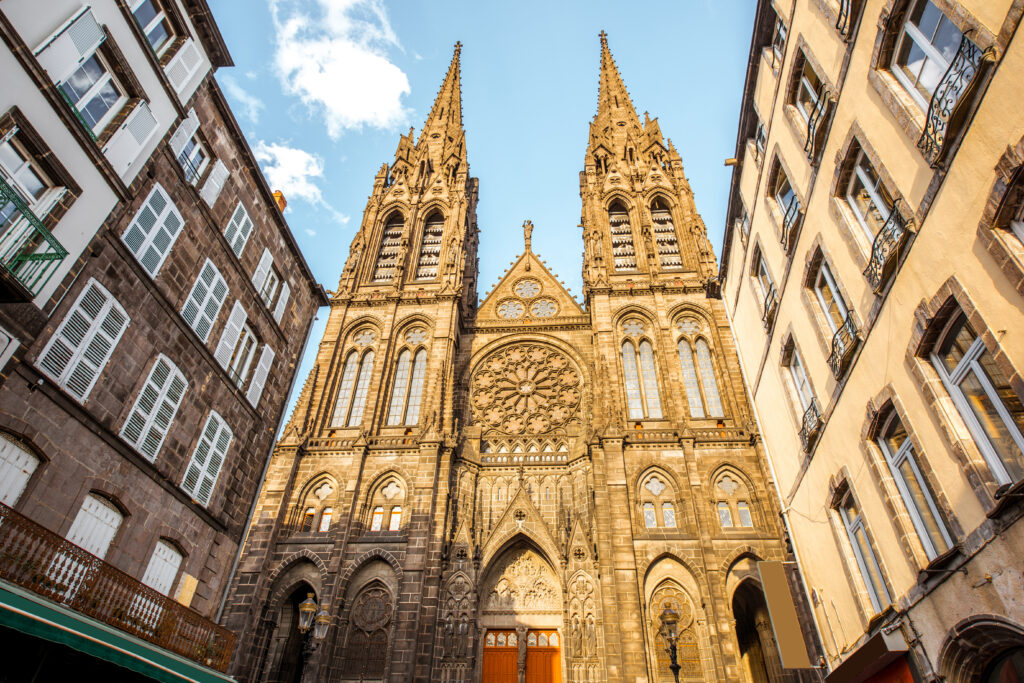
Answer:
[585,617,597,657]
[443,616,454,657]
[572,616,583,656]
[523,219,534,252]
[456,616,469,657]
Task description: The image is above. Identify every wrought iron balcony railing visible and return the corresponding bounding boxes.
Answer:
[804,85,830,161]
[836,0,858,39]
[781,197,801,252]
[0,502,235,671]
[799,398,823,452]
[0,175,69,297]
[863,205,909,293]
[918,33,984,166]
[761,283,778,329]
[826,313,859,379]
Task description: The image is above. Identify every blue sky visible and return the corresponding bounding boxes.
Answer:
[208,0,756,418]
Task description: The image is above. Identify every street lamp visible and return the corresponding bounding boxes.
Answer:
[658,606,681,683]
[298,593,318,633]
[312,605,331,641]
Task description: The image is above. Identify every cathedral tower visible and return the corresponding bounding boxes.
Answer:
[224,36,813,683]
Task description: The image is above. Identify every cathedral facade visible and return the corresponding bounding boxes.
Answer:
[223,36,813,683]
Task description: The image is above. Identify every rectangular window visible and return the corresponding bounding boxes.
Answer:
[845,150,894,242]
[131,0,174,56]
[737,501,754,527]
[771,13,788,64]
[388,506,402,531]
[0,136,62,220]
[318,508,333,532]
[813,262,849,333]
[643,502,657,528]
[786,346,814,411]
[754,122,767,161]
[892,0,964,108]
[59,54,125,135]
[838,491,890,613]
[0,435,40,506]
[228,324,257,388]
[300,508,315,532]
[223,203,254,257]
[662,503,676,528]
[794,59,823,122]
[37,279,129,401]
[371,506,384,531]
[66,494,122,560]
[121,355,188,461]
[213,300,247,370]
[718,502,734,527]
[177,135,207,186]
[181,260,228,343]
[181,411,232,506]
[753,251,774,300]
[773,170,797,218]
[122,183,184,276]
[141,540,182,596]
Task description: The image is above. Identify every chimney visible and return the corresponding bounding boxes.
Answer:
[272,191,287,212]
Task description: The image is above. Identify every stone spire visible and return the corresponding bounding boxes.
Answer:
[420,41,464,146]
[595,31,639,129]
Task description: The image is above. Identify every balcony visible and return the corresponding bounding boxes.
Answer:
[0,502,235,672]
[761,283,778,329]
[827,314,859,379]
[799,398,823,452]
[780,197,801,253]
[804,85,830,163]
[918,33,987,166]
[863,206,909,292]
[0,175,68,300]
[836,0,860,40]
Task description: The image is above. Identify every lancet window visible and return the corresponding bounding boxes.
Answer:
[675,316,724,419]
[621,319,663,420]
[608,202,637,270]
[366,477,406,533]
[415,212,444,279]
[651,199,682,270]
[639,472,677,529]
[372,213,404,282]
[331,330,377,428]
[386,327,428,426]
[714,472,755,528]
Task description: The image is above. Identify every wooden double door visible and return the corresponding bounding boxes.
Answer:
[482,629,561,683]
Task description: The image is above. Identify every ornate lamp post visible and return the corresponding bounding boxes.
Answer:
[298,593,318,633]
[297,594,331,683]
[658,606,681,683]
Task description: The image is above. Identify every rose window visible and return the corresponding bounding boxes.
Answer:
[622,320,646,337]
[530,299,557,318]
[497,299,525,319]
[405,327,427,345]
[353,329,377,346]
[514,279,541,298]
[676,317,702,337]
[471,343,581,435]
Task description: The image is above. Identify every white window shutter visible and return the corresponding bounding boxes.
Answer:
[181,412,232,506]
[181,260,228,343]
[66,494,122,559]
[34,8,105,83]
[273,282,291,324]
[0,435,40,506]
[120,355,188,461]
[223,203,253,256]
[164,38,203,100]
[121,183,184,276]
[168,108,200,158]
[102,101,158,180]
[251,248,273,290]
[214,301,246,369]
[37,279,129,402]
[200,159,229,207]
[246,345,274,407]
[141,541,183,596]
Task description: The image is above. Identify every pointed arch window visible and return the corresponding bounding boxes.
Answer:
[373,213,404,282]
[676,330,724,419]
[651,199,682,270]
[622,338,663,420]
[386,348,427,425]
[415,213,444,279]
[608,202,636,270]
[331,350,375,427]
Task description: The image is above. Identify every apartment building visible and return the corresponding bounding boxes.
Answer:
[0,1,327,679]
[720,0,1024,681]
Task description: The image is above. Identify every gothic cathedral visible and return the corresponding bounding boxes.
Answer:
[224,35,797,683]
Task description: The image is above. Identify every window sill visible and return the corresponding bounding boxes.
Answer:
[985,477,1024,520]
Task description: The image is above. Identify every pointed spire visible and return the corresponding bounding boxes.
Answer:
[421,41,463,140]
[596,31,639,127]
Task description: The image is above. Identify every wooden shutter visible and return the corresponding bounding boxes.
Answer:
[37,279,129,401]
[120,355,188,461]
[246,345,275,407]
[141,540,183,596]
[66,494,122,559]
[223,203,253,256]
[168,108,200,158]
[213,301,246,369]
[272,282,291,324]
[200,159,229,207]
[251,248,273,290]
[121,183,184,276]
[0,435,39,506]
[164,38,203,99]
[102,101,158,179]
[34,7,105,83]
[181,411,232,506]
[180,259,228,343]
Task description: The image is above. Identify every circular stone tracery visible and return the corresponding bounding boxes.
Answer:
[471,343,581,436]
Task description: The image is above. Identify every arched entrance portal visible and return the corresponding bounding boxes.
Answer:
[479,541,563,682]
[267,584,315,683]
[732,580,785,683]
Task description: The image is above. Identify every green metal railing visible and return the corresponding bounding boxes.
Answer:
[57,87,98,143]
[0,175,68,297]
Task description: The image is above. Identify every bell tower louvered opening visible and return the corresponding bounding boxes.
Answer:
[608,202,636,271]
[651,198,682,270]
[373,213,404,282]
[416,212,444,280]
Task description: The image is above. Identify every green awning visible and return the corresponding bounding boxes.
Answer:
[0,581,236,683]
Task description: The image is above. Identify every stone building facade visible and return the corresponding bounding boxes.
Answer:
[225,37,818,683]
[719,0,1024,680]
[0,2,326,679]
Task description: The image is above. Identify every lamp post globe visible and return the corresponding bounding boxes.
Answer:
[313,606,331,641]
[298,593,317,633]
[658,605,682,683]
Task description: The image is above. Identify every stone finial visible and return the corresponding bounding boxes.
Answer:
[523,220,534,253]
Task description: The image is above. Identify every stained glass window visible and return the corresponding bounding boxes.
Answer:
[622,342,644,419]
[737,502,753,528]
[318,507,333,532]
[696,340,724,417]
[638,341,663,418]
[330,352,359,426]
[718,502,733,528]
[300,507,315,532]
[643,502,657,528]
[386,349,412,425]
[348,351,375,426]
[407,350,426,424]
[678,340,705,418]
[663,503,677,528]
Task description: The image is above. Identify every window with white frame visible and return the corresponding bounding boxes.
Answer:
[131,0,175,56]
[66,494,122,559]
[0,133,64,227]
[752,248,776,307]
[332,349,375,427]
[121,355,188,461]
[59,54,126,135]
[754,121,767,162]
[181,411,232,505]
[812,261,851,333]
[621,320,663,420]
[891,0,967,109]
[177,134,207,186]
[771,12,787,64]
[227,323,257,388]
[0,434,40,506]
[223,202,254,257]
[785,344,815,412]
[794,56,824,122]
[122,183,184,276]
[930,314,1024,484]
[141,540,182,596]
[318,507,333,532]
[772,167,798,219]
[181,260,227,343]
[251,247,291,324]
[875,408,952,559]
[37,279,129,402]
[845,149,895,242]
[837,489,890,613]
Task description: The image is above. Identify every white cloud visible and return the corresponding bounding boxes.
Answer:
[268,0,410,138]
[304,228,317,236]
[220,74,265,124]
[245,70,258,80]
[253,140,350,227]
